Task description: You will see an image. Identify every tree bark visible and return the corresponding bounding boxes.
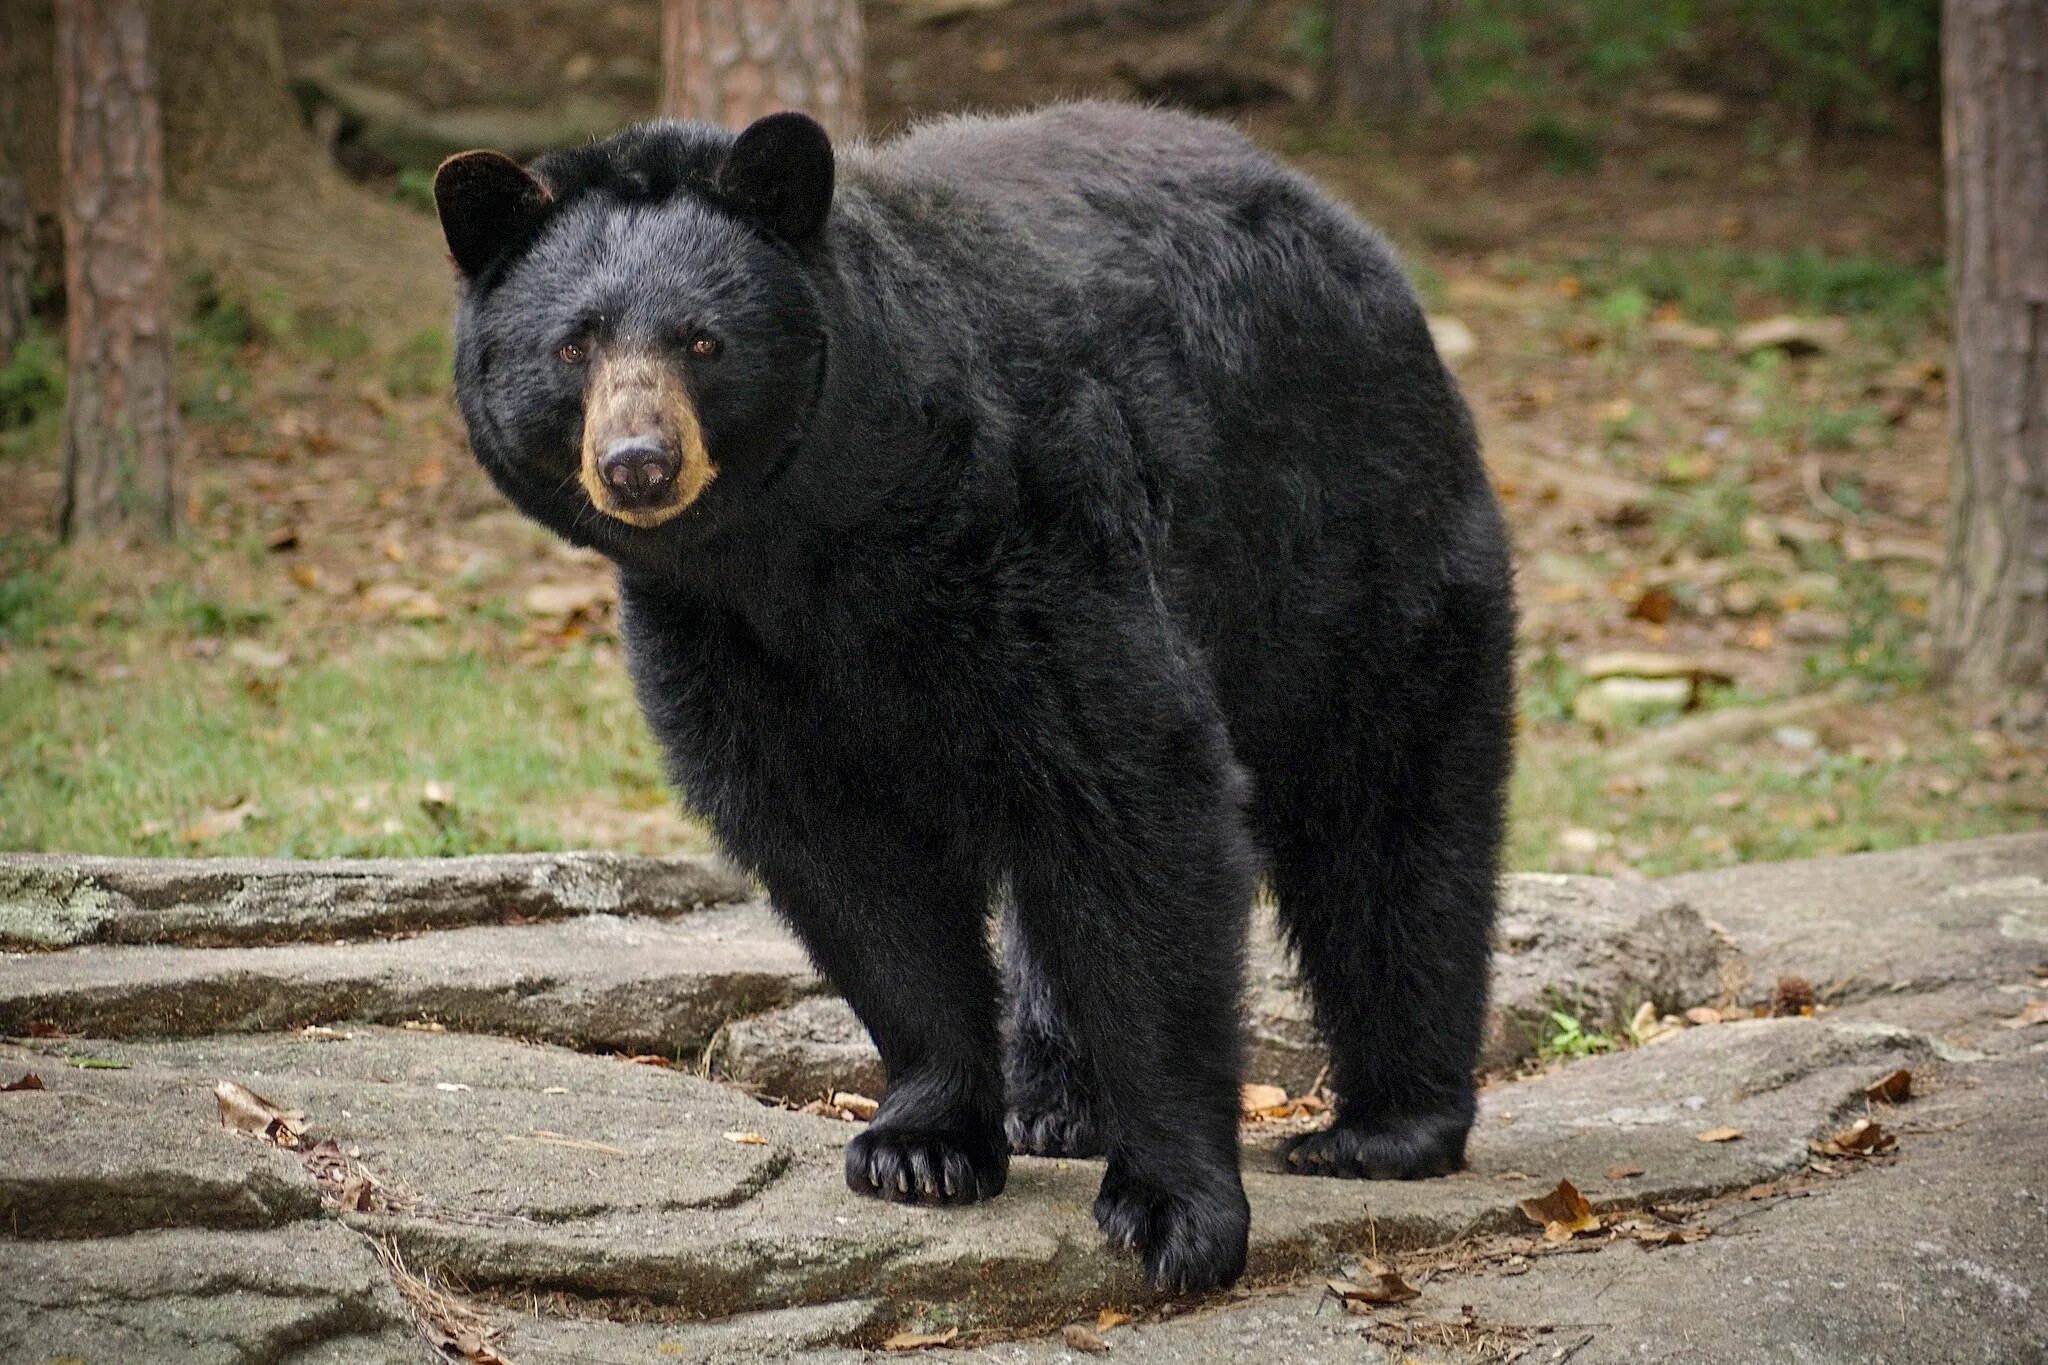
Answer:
[661,0,864,144]
[54,0,177,540]
[1326,0,1432,123]
[0,3,44,364]
[1932,0,2048,728]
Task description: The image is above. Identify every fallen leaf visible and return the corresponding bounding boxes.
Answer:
[1813,1118,1896,1157]
[1518,1179,1600,1241]
[523,580,612,619]
[337,1175,375,1211]
[215,1079,307,1147]
[1696,1126,1744,1143]
[1604,1164,1644,1180]
[832,1090,880,1120]
[2003,1000,2048,1030]
[622,1054,677,1069]
[1629,586,1676,625]
[1240,1083,1289,1114]
[1062,1323,1110,1353]
[1327,1264,1421,1309]
[227,640,288,670]
[3,1072,45,1091]
[1771,976,1816,1017]
[881,1327,958,1350]
[402,1019,448,1034]
[1864,1069,1912,1104]
[1684,1007,1724,1026]
[1095,1309,1132,1332]
[300,1025,353,1042]
[724,1131,768,1145]
[180,799,259,845]
[1636,1225,1710,1248]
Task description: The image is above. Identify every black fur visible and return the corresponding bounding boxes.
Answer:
[438,103,1516,1294]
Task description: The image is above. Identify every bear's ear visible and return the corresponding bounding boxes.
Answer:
[715,112,834,243]
[434,151,553,277]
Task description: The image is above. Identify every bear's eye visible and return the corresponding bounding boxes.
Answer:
[689,334,722,359]
[557,341,586,365]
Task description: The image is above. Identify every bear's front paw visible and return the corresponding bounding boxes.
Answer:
[1281,1109,1469,1180]
[1092,1168,1248,1293]
[845,1125,1008,1206]
[1006,1100,1106,1158]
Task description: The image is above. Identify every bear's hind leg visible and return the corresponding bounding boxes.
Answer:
[1002,895,1107,1158]
[1266,621,1512,1181]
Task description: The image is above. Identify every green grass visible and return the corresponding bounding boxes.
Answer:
[1567,245,1944,344]
[0,643,685,858]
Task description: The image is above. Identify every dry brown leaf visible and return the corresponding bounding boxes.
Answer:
[2,1071,45,1092]
[723,1131,768,1145]
[623,1054,678,1069]
[1771,976,1816,1017]
[1327,1264,1422,1312]
[1062,1324,1110,1353]
[1095,1309,1132,1332]
[180,799,259,845]
[299,1025,352,1042]
[2002,999,2048,1030]
[1240,1083,1289,1113]
[214,1079,307,1148]
[1636,1225,1709,1248]
[832,1091,880,1120]
[1864,1068,1912,1104]
[881,1327,958,1351]
[1695,1126,1744,1143]
[1813,1118,1896,1157]
[1685,1006,1724,1026]
[1518,1178,1601,1241]
[1604,1164,1644,1180]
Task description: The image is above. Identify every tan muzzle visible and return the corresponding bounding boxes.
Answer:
[579,350,716,527]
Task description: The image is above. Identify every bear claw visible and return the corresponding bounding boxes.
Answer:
[845,1126,1007,1207]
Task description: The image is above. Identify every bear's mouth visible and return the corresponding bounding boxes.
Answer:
[578,350,717,528]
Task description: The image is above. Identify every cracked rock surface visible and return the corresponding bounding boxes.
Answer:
[2,833,2045,1362]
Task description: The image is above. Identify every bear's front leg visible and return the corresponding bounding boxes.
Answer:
[765,861,1009,1206]
[1006,693,1258,1292]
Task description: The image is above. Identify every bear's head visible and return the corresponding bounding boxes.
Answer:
[433,114,834,557]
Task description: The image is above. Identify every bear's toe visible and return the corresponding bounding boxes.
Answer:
[845,1125,1007,1206]
[1092,1169,1248,1293]
[1006,1103,1107,1158]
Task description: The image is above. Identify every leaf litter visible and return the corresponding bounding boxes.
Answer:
[215,1079,307,1148]
[1517,1178,1602,1242]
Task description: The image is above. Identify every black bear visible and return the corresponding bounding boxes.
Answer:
[434,103,1515,1293]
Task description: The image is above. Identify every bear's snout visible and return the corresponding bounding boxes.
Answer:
[599,436,681,505]
[577,349,716,528]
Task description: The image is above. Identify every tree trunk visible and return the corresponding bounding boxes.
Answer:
[1932,0,2048,728]
[54,0,177,540]
[1327,0,1432,123]
[0,4,43,364]
[661,0,864,144]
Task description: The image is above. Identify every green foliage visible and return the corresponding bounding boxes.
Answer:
[1422,0,1939,127]
[1805,559,1925,690]
[1539,1009,1616,1062]
[1567,245,1943,345]
[0,325,64,434]
[392,168,438,214]
[1521,113,1602,175]
[1520,650,1585,725]
[1652,479,1755,559]
[383,327,452,398]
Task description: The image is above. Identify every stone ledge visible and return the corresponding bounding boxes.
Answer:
[0,850,754,948]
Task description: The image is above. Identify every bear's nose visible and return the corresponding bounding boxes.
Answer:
[598,437,681,506]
